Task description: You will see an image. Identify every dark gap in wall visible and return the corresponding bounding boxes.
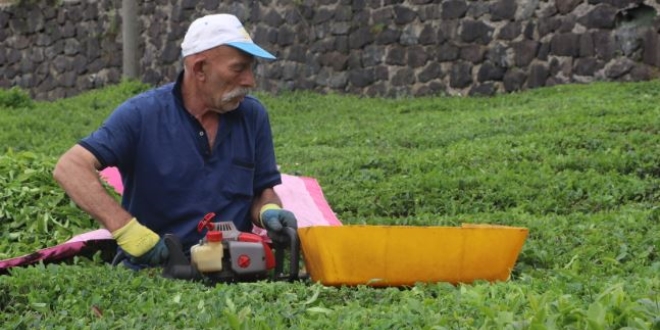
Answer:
[615,4,657,28]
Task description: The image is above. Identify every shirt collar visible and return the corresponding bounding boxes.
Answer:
[173,71,185,106]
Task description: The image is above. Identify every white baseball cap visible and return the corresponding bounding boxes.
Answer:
[181,14,276,60]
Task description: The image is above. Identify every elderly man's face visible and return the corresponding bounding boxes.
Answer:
[201,46,256,113]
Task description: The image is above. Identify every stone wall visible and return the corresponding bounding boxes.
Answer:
[1,0,659,100]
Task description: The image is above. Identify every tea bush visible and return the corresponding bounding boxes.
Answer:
[0,87,33,109]
[0,80,658,328]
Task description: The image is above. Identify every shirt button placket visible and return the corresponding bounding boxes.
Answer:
[199,130,210,155]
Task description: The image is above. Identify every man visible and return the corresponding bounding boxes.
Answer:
[53,14,297,268]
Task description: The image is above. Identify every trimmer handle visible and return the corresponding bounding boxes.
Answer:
[272,226,301,282]
[161,234,201,281]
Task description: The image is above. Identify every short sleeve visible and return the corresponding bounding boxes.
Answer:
[78,99,141,169]
[250,99,282,193]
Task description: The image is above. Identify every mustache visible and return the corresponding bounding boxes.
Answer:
[221,88,251,102]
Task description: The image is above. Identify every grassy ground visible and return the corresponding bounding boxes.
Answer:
[0,80,659,328]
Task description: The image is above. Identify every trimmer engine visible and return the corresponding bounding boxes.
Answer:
[162,212,300,284]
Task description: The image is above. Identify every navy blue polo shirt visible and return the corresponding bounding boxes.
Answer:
[79,74,281,251]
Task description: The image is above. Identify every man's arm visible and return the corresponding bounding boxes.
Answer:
[54,144,167,265]
[53,144,132,232]
[250,187,282,227]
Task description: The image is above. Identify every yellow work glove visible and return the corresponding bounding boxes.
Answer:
[259,203,298,242]
[112,218,169,266]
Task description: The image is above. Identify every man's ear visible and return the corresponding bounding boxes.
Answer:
[191,58,207,80]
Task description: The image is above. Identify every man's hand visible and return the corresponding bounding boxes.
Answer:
[112,218,169,266]
[128,239,169,266]
[259,203,298,242]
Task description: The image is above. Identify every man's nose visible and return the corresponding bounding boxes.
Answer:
[240,67,256,88]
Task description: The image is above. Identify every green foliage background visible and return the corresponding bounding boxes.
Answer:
[0,80,659,328]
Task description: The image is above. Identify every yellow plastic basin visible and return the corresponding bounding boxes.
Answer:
[298,224,528,287]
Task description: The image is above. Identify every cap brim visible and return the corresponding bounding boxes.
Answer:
[226,42,276,60]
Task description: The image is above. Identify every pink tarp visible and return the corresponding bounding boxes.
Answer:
[0,167,340,272]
